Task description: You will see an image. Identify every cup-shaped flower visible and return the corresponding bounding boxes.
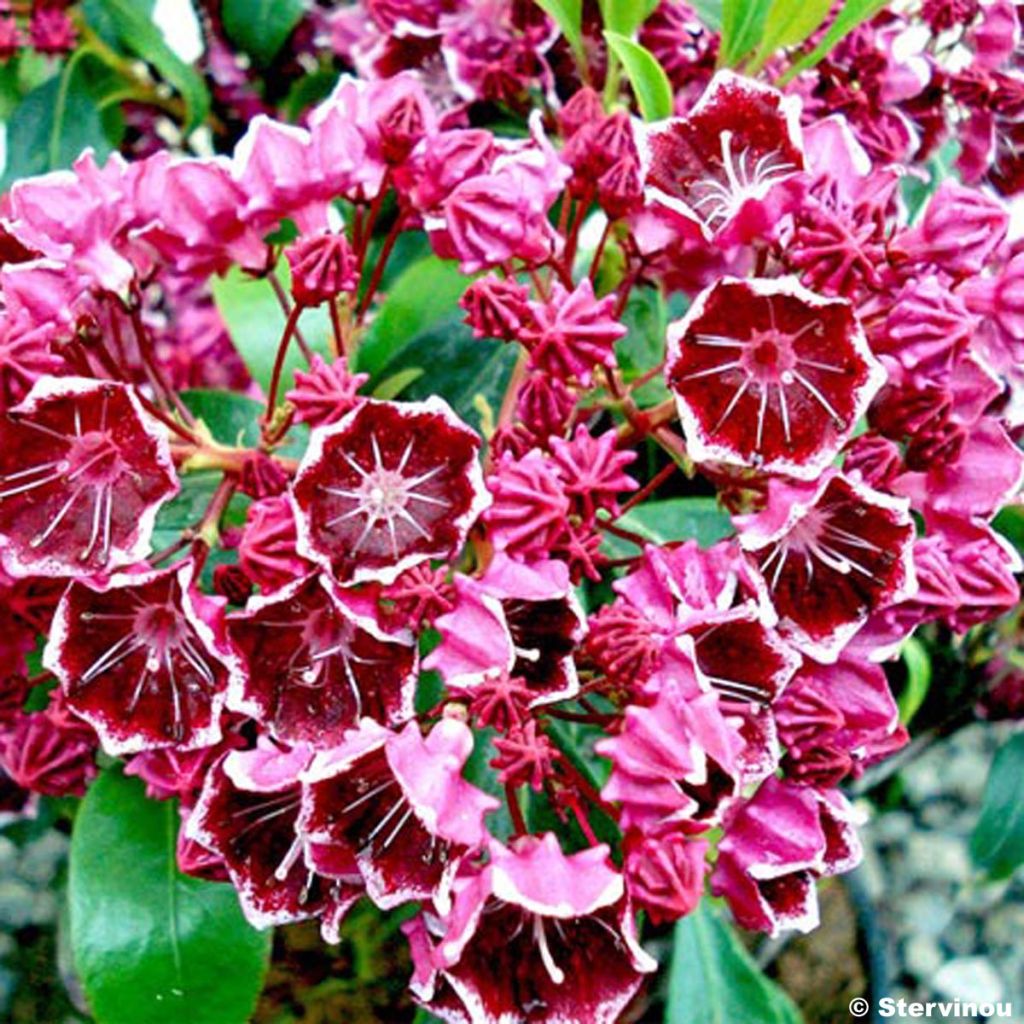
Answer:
[666,277,884,479]
[224,573,417,747]
[43,560,231,756]
[0,377,178,577]
[290,397,489,585]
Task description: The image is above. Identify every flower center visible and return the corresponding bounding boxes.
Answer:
[67,431,124,486]
[133,603,187,658]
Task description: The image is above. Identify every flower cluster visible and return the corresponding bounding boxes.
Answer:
[0,3,1022,1021]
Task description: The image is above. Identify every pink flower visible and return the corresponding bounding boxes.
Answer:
[0,378,179,578]
[641,71,805,245]
[519,279,627,386]
[775,654,906,787]
[286,354,368,427]
[460,273,530,340]
[28,8,76,54]
[549,426,637,521]
[0,315,63,411]
[425,553,585,707]
[596,644,752,831]
[224,574,417,747]
[186,740,360,935]
[667,276,884,480]
[736,472,917,661]
[894,180,1008,276]
[712,777,862,935]
[290,398,489,584]
[409,834,654,1024]
[624,827,708,924]
[298,717,498,909]
[238,495,314,592]
[400,129,497,214]
[287,233,359,307]
[484,448,570,558]
[0,709,96,797]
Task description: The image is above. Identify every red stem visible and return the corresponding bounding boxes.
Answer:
[268,271,313,361]
[356,215,404,322]
[264,304,303,423]
[505,783,528,835]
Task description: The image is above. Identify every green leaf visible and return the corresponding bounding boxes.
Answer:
[223,0,307,68]
[778,0,889,84]
[533,0,584,56]
[598,0,660,36]
[690,0,724,31]
[603,32,673,121]
[602,497,734,559]
[69,768,271,1024]
[720,0,773,67]
[371,366,425,401]
[1,54,113,189]
[92,0,211,130]
[971,733,1024,881]
[211,265,334,394]
[667,903,804,1024]
[354,254,471,378]
[616,286,670,407]
[180,390,262,447]
[381,320,517,436]
[748,0,833,71]
[897,635,931,726]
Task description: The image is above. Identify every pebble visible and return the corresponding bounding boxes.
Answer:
[0,879,38,930]
[905,834,972,884]
[904,934,943,979]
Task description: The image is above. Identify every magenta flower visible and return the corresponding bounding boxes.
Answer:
[290,398,488,585]
[238,495,314,592]
[624,827,709,925]
[409,834,655,1024]
[736,472,916,661]
[667,277,884,479]
[0,316,63,412]
[519,279,627,386]
[711,777,863,936]
[484,449,570,558]
[597,644,751,832]
[549,426,637,521]
[425,553,585,707]
[286,233,360,307]
[285,354,368,428]
[0,378,178,578]
[641,71,805,244]
[44,560,231,756]
[224,573,417,747]
[298,717,498,910]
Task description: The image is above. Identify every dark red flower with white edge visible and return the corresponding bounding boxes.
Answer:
[711,776,863,936]
[735,472,916,663]
[425,553,585,709]
[0,377,178,578]
[408,834,655,1024]
[640,71,805,244]
[298,717,498,911]
[224,573,417,747]
[666,277,884,480]
[43,560,232,756]
[290,398,488,585]
[186,739,360,934]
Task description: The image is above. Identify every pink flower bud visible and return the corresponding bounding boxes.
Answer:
[287,232,358,306]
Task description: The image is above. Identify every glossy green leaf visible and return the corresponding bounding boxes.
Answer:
[69,768,271,1024]
[223,0,307,67]
[354,254,472,378]
[92,0,211,130]
[971,733,1024,880]
[897,635,932,726]
[211,265,334,394]
[602,496,734,559]
[371,366,425,401]
[598,0,660,36]
[616,286,671,407]
[720,0,772,67]
[667,903,804,1024]
[604,32,673,121]
[1,54,113,189]
[748,0,833,71]
[379,318,517,435]
[180,389,262,447]
[778,0,889,83]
